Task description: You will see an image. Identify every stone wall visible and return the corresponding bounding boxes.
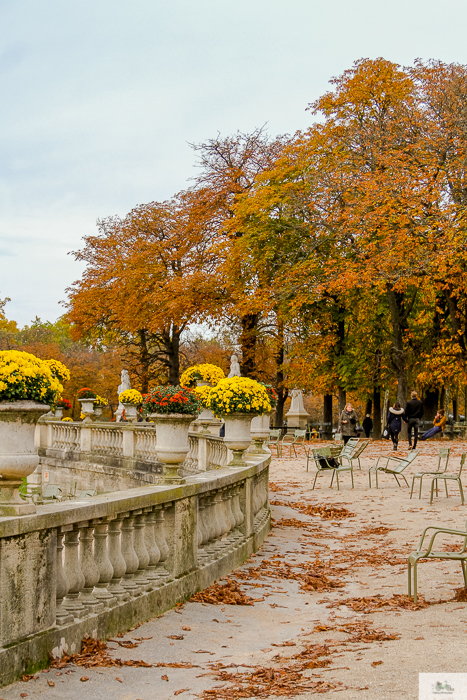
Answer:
[0,452,270,686]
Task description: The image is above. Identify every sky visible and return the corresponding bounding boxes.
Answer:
[2,0,467,325]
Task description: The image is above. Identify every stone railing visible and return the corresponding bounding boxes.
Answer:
[36,421,229,492]
[0,452,270,687]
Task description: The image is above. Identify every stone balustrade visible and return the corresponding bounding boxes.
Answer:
[0,451,270,687]
[36,420,229,491]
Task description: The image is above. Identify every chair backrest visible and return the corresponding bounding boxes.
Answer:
[68,480,77,496]
[341,438,359,456]
[76,488,97,499]
[403,450,420,467]
[42,484,62,499]
[457,452,467,477]
[294,429,307,442]
[437,448,450,473]
[311,446,330,468]
[268,429,281,443]
[334,433,342,444]
[351,439,371,459]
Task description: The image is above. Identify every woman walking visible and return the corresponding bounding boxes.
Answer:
[339,402,359,445]
[387,402,405,451]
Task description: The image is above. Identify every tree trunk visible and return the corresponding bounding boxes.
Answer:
[274,319,288,426]
[365,398,373,416]
[163,326,181,385]
[453,394,458,421]
[423,388,439,423]
[338,387,347,416]
[323,393,333,439]
[373,388,381,439]
[239,313,260,378]
[138,329,150,394]
[386,286,409,438]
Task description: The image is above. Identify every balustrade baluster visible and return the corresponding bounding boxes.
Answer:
[62,528,87,617]
[108,517,130,601]
[93,521,118,606]
[232,485,244,527]
[153,506,170,579]
[120,513,142,595]
[56,529,73,625]
[133,512,151,590]
[79,523,105,612]
[224,488,236,532]
[143,507,161,583]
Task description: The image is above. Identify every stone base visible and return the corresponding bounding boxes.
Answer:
[158,476,186,485]
[0,501,36,516]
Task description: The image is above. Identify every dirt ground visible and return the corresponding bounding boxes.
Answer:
[3,438,467,700]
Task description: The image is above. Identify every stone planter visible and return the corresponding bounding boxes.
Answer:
[78,398,94,423]
[250,412,271,454]
[122,403,138,423]
[94,407,103,418]
[223,412,256,467]
[0,400,50,515]
[53,407,64,420]
[148,413,196,484]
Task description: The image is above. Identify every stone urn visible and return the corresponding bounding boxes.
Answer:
[94,407,103,419]
[148,413,195,484]
[0,400,50,515]
[223,412,255,467]
[250,412,271,454]
[196,380,221,434]
[78,398,94,423]
[122,403,138,423]
[53,407,64,420]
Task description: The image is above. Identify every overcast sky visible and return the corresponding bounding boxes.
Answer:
[2,0,467,325]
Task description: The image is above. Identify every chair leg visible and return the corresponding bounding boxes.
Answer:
[413,563,418,604]
[375,470,379,489]
[368,471,372,488]
[462,560,467,588]
[458,478,465,505]
[408,561,412,598]
[351,469,354,489]
[419,475,423,499]
[394,475,401,488]
[336,472,340,491]
[402,475,409,488]
[312,472,319,490]
[330,470,335,488]
[430,479,436,505]
[445,479,449,497]
[410,476,416,499]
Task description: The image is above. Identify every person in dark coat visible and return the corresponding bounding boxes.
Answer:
[387,402,405,451]
[338,403,359,445]
[403,391,424,450]
[362,414,373,438]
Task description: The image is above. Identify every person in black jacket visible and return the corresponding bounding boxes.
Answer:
[362,414,373,438]
[387,403,404,451]
[403,391,424,450]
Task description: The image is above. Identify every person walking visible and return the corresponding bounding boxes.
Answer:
[420,409,447,441]
[403,390,424,450]
[387,402,404,451]
[339,402,359,445]
[362,414,373,438]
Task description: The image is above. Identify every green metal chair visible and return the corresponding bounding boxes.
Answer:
[309,446,354,491]
[410,447,450,500]
[33,484,63,504]
[267,429,282,456]
[75,488,97,499]
[333,432,343,445]
[349,439,371,470]
[429,453,466,505]
[368,450,419,489]
[280,429,307,458]
[408,518,467,603]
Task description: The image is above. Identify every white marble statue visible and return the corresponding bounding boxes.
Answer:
[115,370,131,421]
[290,388,306,413]
[286,388,309,428]
[228,354,241,378]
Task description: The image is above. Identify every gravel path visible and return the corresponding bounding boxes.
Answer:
[3,439,467,700]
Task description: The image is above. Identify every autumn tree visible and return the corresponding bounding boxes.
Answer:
[67,189,221,389]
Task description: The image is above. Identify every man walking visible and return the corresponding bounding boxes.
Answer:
[403,391,424,450]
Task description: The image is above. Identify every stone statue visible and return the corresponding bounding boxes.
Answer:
[228,354,241,378]
[286,388,309,429]
[115,370,131,421]
[290,388,306,413]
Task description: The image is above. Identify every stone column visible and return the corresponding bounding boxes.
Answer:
[107,517,130,601]
[120,513,142,596]
[93,521,118,607]
[133,512,151,591]
[62,528,87,618]
[79,523,105,612]
[56,529,73,625]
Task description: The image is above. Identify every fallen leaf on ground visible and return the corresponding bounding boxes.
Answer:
[162,674,169,681]
[174,689,190,696]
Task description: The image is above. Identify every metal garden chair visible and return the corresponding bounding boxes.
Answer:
[309,446,354,491]
[267,429,282,456]
[348,438,371,470]
[33,484,63,504]
[281,429,307,458]
[368,450,419,489]
[429,452,466,505]
[410,447,450,500]
[333,432,343,445]
[75,488,97,499]
[408,518,467,603]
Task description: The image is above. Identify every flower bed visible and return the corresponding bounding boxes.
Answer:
[119,389,142,405]
[208,377,271,416]
[0,350,65,404]
[261,383,278,409]
[142,386,200,415]
[180,363,225,388]
[55,398,72,410]
[93,395,108,407]
[77,387,97,400]
[44,359,71,383]
[194,384,213,407]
